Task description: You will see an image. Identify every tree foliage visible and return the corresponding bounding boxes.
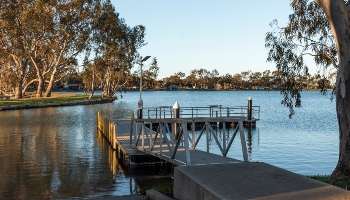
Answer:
[267,0,350,183]
[265,0,337,117]
[0,0,145,99]
[83,0,145,98]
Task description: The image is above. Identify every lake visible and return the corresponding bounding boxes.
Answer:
[0,90,338,198]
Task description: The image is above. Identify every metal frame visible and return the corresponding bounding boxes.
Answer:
[129,117,248,165]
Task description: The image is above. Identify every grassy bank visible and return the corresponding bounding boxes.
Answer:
[308,175,350,190]
[137,177,174,197]
[0,93,111,107]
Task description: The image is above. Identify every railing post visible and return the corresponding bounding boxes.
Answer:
[192,120,195,147]
[238,120,248,162]
[142,121,145,149]
[206,122,209,153]
[130,120,133,145]
[150,122,153,148]
[247,96,252,127]
[160,122,163,154]
[173,101,180,139]
[223,120,226,153]
[113,123,117,149]
[182,120,191,165]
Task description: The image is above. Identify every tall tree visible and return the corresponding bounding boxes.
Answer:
[266,0,350,182]
[42,0,94,97]
[0,0,95,98]
[142,57,159,89]
[0,1,33,98]
[89,0,145,98]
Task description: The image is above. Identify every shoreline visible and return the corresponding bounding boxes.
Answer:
[0,98,116,111]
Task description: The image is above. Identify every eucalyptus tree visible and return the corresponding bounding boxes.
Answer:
[89,0,145,98]
[221,73,232,87]
[192,68,210,88]
[141,57,159,89]
[232,73,243,89]
[42,0,95,97]
[174,71,186,87]
[0,1,34,98]
[266,0,350,181]
[261,70,271,88]
[185,71,197,88]
[0,0,96,98]
[208,69,220,88]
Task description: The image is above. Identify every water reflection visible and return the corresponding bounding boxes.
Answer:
[95,130,173,197]
[0,105,138,199]
[246,127,260,161]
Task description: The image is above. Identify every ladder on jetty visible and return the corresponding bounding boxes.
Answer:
[97,105,254,166]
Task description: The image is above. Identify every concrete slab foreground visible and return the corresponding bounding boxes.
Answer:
[174,162,350,200]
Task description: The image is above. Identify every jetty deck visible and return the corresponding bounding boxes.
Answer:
[97,112,350,199]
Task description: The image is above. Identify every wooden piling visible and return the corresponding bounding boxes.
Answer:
[97,112,117,150]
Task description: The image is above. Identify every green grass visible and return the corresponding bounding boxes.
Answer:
[0,93,111,107]
[137,177,174,197]
[308,175,350,190]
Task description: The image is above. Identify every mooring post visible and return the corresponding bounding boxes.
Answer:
[173,101,180,139]
[247,96,252,127]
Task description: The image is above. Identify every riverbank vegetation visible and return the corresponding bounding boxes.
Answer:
[309,175,349,190]
[0,0,146,99]
[0,93,108,107]
[137,177,173,197]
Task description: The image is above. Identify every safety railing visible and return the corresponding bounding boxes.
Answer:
[146,105,260,120]
[129,117,248,166]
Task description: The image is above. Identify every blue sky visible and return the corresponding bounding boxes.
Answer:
[111,1,296,79]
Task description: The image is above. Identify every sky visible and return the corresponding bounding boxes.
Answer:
[111,1,297,79]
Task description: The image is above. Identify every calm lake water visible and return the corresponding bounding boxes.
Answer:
[0,90,338,199]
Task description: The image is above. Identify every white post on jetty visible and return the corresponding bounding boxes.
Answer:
[173,101,180,139]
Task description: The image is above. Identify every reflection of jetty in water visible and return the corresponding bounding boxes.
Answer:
[97,130,173,195]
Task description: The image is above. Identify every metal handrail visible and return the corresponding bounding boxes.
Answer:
[146,106,260,120]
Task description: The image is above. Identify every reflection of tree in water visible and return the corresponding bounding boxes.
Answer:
[99,101,133,119]
[0,107,136,199]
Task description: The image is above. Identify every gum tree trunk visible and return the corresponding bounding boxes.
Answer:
[315,0,350,179]
[45,68,57,97]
